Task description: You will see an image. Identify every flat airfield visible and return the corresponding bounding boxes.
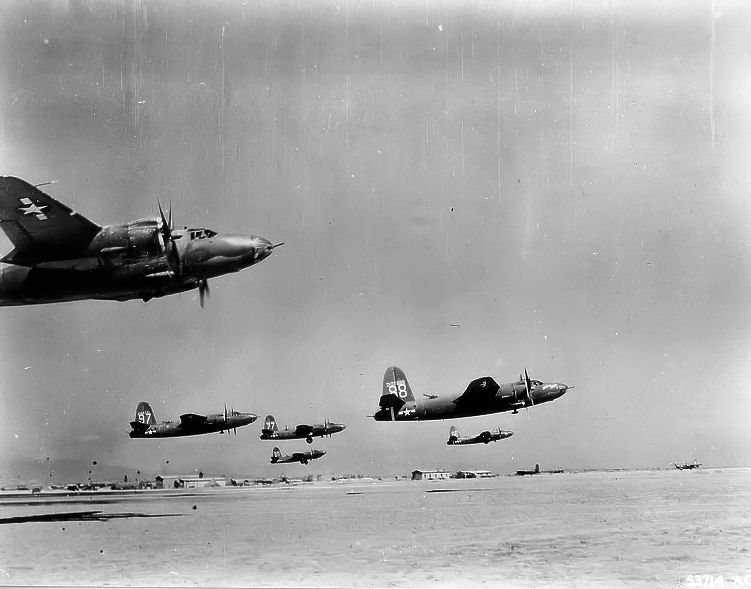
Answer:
[0,468,749,588]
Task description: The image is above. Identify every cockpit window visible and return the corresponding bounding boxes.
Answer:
[189,229,217,240]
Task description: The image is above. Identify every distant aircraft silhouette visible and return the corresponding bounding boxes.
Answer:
[447,425,513,445]
[269,447,325,465]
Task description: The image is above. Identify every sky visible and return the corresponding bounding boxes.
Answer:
[0,0,749,482]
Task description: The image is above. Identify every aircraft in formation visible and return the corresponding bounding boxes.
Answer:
[270,447,326,465]
[129,402,258,438]
[259,415,346,443]
[674,460,701,470]
[0,176,281,307]
[2,175,576,463]
[373,366,571,421]
[446,425,513,445]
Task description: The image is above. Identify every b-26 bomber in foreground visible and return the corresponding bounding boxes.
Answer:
[373,366,571,421]
[0,176,282,307]
[270,447,326,465]
[447,425,513,445]
[260,415,346,444]
[129,402,257,438]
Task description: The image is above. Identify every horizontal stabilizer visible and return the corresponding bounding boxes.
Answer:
[129,420,149,432]
[378,393,405,411]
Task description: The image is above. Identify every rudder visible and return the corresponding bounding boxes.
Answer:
[263,415,278,434]
[448,426,460,445]
[135,402,157,425]
[382,367,415,403]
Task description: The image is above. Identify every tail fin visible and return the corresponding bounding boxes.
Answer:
[135,402,157,425]
[263,415,278,434]
[271,447,282,462]
[447,426,459,445]
[383,367,415,403]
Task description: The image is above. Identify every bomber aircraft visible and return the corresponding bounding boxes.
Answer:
[269,447,326,465]
[674,460,701,470]
[259,415,346,444]
[446,425,513,445]
[0,176,281,307]
[129,402,257,438]
[373,366,572,421]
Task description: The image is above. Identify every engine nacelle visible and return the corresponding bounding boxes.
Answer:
[88,219,163,259]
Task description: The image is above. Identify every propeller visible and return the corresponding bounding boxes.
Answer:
[198,279,210,308]
[158,201,181,275]
[521,368,534,407]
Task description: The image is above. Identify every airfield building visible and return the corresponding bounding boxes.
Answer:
[411,469,450,481]
[455,470,496,479]
[155,475,227,489]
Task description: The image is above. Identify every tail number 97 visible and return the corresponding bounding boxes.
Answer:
[387,380,408,398]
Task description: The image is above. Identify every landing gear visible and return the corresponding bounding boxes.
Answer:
[306,436,313,444]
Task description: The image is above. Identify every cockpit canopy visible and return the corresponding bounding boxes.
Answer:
[187,228,217,240]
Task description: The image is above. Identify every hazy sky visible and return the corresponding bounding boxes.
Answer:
[1,0,749,481]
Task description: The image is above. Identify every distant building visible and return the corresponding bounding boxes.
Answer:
[411,469,450,481]
[455,470,495,479]
[154,475,226,489]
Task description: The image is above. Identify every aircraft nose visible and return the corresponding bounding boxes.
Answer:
[556,384,570,396]
[252,237,283,262]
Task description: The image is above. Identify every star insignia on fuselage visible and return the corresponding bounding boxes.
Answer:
[18,197,48,220]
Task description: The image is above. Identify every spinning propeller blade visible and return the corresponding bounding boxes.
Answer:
[157,201,181,275]
[198,280,210,308]
[524,368,534,406]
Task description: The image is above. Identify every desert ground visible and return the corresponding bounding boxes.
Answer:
[0,468,749,588]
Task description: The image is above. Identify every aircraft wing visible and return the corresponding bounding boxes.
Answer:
[453,377,501,406]
[179,413,208,427]
[0,176,101,265]
[294,424,314,436]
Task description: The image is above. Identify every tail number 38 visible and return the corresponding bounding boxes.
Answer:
[387,380,408,398]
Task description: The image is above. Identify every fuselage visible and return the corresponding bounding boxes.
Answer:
[374,380,569,421]
[0,220,275,305]
[129,412,258,438]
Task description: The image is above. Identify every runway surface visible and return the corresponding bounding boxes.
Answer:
[0,468,749,587]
